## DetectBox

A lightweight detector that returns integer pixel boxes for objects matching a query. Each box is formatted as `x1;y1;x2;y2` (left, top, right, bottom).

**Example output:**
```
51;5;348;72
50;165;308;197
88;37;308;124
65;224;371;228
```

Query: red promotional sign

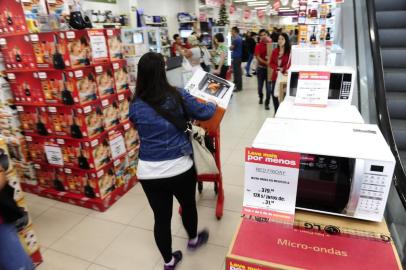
230;4;235;14
199;12;207;22
205;0;223;7
257;9;266;20
273;0;281;11
230;219;399;270
243;8;251;20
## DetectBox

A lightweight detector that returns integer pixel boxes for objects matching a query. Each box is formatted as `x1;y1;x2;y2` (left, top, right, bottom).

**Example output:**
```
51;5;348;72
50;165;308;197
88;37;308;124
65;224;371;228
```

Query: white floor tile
87;264;114;270
89;192;148;225
153;237;228;270
50;217;125;261
53;201;93;216
33;207;86;247
95;226;161;270
222;164;245;187
174;206;241;247
36;249;90;270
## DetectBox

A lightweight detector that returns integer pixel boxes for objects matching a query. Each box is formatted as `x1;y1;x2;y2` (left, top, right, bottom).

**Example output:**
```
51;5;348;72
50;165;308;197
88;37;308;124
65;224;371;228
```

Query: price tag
294;71;330;107
114;159;121;166
30;34;39;42
242;148;300;224
38;72;47;79
97;169;104;178
95;66;103;73
89;35;108;59
113;63;119;69
109;135;127;159
44;145;64;166
91;139;99;147
66;31;75;39
7;73;15;80
107;30;113;36
118;94;124;101
17;106;24;112
84;106;92;114
75;70;83;78
48;107;57;113
56;139;65;144
64;168;72;174
102;99;109;107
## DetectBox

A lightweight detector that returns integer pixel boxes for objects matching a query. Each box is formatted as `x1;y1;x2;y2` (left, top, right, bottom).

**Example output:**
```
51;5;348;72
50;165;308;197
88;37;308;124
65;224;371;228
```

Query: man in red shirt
255;29;271;110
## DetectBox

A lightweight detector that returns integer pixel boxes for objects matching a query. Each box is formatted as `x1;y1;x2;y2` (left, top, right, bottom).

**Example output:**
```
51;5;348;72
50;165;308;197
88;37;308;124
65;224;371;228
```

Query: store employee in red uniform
269;32;291;112
254;29;272;110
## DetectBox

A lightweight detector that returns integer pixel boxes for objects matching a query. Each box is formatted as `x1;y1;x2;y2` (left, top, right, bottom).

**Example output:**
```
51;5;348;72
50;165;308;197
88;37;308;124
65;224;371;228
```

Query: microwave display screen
370;165;384;172
296;154;354;213
289;72;353;100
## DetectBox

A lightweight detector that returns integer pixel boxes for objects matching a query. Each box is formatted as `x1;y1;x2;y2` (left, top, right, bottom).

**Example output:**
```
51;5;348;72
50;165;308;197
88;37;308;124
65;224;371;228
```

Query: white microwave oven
286;65;356;105
252;118;396;222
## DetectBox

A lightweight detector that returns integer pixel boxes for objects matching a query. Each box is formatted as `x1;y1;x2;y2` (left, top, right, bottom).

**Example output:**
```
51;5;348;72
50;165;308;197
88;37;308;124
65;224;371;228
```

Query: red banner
230;4;235;14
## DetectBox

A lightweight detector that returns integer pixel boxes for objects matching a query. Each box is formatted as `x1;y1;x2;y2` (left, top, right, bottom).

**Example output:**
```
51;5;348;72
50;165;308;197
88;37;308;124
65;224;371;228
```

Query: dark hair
191;31;196;35
232;26;239;34
134;52;180;106
294;29;298;35
279;33;291;55
214;33;224;43
259;29;267;35
173;34;180;40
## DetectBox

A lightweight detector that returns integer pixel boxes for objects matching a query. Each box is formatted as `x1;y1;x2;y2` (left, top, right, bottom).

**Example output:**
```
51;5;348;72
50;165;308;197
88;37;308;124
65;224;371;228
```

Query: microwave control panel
354;160;395;221
339;74;352;100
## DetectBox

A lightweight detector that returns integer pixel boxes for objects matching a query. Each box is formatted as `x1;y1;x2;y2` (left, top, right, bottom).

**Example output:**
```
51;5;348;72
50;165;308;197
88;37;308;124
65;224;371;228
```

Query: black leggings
140;167;198;263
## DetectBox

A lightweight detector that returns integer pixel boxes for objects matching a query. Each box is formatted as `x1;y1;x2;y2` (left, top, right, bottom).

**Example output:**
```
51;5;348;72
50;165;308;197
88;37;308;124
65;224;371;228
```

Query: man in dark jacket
244;32;257;77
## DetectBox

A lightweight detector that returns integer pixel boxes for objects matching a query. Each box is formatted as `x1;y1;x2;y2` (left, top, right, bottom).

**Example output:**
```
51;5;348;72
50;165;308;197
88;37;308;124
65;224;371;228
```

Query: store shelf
21;176;138;212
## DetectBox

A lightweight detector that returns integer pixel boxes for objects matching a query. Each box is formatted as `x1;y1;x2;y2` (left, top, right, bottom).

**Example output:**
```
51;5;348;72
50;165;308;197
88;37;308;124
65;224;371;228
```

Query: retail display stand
0;26;140;212
226;211;402;270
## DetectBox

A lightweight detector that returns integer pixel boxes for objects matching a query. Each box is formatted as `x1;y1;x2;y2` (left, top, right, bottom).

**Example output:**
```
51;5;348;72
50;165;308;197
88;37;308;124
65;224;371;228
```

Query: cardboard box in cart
226;211;402;270
184;69;235;132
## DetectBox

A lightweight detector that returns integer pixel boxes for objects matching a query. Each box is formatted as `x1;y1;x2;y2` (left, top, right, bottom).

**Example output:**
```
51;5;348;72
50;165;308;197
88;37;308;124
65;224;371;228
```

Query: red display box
101;95;120;131
94;63;116;99
24;135;52;163
117;90;131;121
31;32;68;69
17;105;52;136
38;70;68;105
65;67;98;105
105;29;124;62
61;29;109;68
226;213;402;270
0;34;36;70
6;71;44;103
122;121;140;152
112;60;130;94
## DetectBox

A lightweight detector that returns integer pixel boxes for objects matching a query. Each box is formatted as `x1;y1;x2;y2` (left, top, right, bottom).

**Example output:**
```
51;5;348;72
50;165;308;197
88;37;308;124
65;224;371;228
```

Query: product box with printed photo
94;63;116;99
106;28;124;62
0;34;36;70
30;32;68;69
17;105;52;136
112;60;130;94
184;69;235;132
6;71;44;104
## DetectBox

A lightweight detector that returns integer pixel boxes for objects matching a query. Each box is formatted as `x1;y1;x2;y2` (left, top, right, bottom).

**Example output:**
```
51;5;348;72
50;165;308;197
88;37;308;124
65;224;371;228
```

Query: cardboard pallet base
21;177;138;212
226;211;402;270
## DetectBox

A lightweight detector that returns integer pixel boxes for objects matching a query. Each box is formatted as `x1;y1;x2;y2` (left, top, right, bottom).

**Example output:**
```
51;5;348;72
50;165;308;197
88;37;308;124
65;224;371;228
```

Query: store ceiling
232;0;297;11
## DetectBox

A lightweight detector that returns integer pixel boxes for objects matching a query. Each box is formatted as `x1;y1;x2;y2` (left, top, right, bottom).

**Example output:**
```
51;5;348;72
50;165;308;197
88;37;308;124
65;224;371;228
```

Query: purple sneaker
164;250;182;270
187;230;209;251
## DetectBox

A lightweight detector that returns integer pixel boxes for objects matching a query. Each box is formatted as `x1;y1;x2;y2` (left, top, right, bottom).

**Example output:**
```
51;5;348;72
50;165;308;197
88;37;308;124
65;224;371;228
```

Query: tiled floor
26;75;276;270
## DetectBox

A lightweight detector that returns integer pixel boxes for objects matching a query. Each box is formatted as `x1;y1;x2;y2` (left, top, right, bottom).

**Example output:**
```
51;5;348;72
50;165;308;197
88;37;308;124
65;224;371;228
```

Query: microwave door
296;156;352;214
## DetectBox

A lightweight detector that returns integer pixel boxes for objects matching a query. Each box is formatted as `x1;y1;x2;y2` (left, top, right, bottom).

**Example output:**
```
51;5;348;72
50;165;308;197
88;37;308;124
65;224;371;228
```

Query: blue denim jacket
129;88;216;161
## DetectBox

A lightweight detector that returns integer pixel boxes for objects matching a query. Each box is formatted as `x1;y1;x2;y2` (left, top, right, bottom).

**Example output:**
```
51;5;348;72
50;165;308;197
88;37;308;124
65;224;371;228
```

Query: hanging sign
257;9;266;20
273;0;281;11
243;148;300;224
294;71;330;107
230;4;235;14
206;0;222;7
243;8;251;20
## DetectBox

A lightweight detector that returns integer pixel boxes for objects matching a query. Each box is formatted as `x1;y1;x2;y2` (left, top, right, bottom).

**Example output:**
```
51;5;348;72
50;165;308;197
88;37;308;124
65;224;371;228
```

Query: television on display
180;29;193;38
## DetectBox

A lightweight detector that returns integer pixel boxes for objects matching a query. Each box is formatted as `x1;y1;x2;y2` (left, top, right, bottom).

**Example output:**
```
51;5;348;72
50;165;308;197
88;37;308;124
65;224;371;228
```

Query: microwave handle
345;159;364;215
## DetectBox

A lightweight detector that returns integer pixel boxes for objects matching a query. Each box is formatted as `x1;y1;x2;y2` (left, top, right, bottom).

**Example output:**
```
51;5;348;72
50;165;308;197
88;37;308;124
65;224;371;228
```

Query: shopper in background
290;29;298;45
244;31;257;77
269;32;291;112
183;35;205;73
129;52;216;270
255;29;271;110
270;27;280;43
0;150;34;270
230;27;243;92
171;34;186;57
212;33;229;79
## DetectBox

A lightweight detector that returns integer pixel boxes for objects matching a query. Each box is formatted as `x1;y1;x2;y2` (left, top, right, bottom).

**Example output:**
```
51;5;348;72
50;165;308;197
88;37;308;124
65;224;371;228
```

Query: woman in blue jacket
129;52;217;270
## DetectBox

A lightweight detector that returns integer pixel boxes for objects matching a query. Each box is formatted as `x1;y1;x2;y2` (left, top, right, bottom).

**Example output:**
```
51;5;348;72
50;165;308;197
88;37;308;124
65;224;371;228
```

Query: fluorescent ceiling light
247;1;269;6
254;6;267;9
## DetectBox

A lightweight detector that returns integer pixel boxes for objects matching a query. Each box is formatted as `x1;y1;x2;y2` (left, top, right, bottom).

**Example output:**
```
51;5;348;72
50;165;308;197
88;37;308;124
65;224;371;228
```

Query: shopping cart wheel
214;182;218;194
198;182;203;193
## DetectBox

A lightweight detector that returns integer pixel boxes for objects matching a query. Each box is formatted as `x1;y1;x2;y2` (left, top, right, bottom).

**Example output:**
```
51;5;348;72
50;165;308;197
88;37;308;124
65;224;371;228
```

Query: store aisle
25;75;276;270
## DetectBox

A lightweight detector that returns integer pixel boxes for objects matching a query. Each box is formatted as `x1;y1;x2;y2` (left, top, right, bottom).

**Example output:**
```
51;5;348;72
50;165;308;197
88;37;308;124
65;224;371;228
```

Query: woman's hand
213;69;220;75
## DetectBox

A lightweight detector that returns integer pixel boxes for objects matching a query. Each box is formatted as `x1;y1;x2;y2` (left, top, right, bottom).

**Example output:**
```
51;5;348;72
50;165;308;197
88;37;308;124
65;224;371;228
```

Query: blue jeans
0;223;34;270
245;53;254;75
257;67;271;104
